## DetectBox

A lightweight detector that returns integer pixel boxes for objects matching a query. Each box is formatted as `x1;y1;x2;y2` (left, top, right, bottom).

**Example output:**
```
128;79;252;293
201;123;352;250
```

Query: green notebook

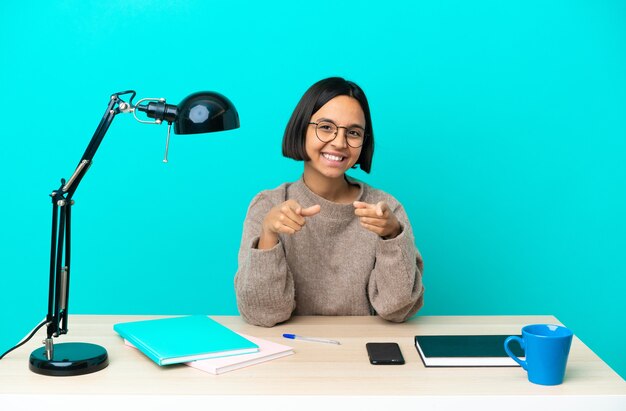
415;335;524;367
114;315;258;366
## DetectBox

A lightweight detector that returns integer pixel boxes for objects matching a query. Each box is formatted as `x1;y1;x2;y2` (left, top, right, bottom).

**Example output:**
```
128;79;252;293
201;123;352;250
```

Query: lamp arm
63;91;135;198
45;91;134;344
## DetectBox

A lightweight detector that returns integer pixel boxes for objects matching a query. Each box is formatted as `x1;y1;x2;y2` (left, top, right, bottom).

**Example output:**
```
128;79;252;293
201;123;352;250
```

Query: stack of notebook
114;315;293;374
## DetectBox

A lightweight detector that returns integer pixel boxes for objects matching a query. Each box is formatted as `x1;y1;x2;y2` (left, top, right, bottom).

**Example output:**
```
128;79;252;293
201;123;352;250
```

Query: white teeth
323;153;344;161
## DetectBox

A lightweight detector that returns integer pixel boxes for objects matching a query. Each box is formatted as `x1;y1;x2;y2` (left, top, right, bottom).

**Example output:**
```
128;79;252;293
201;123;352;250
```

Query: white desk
1;315;624;410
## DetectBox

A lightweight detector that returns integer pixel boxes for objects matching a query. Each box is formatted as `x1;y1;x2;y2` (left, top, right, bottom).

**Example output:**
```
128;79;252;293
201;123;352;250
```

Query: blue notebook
113;315;259;366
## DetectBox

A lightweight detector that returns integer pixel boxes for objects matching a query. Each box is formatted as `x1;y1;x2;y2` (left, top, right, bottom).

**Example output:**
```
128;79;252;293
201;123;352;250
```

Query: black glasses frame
308;121;366;148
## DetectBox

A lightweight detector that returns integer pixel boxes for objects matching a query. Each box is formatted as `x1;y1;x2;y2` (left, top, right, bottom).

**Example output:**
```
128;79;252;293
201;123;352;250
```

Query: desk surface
1;315;624;399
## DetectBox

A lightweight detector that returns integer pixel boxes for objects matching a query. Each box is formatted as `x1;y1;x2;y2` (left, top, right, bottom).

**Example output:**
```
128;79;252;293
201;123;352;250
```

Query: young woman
235;77;424;327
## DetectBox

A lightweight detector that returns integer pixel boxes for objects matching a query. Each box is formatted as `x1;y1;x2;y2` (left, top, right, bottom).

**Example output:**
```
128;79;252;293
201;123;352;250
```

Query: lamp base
29;342;109;376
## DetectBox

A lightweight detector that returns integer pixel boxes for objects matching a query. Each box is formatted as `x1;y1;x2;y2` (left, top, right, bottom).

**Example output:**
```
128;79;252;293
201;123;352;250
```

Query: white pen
282;333;341;345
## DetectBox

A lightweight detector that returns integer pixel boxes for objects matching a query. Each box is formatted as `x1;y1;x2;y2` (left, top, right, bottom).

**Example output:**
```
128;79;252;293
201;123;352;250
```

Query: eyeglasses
309;120;366;148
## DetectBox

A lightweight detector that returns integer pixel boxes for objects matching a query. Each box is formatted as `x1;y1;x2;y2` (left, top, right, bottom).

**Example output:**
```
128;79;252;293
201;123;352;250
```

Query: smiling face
304;95;366;181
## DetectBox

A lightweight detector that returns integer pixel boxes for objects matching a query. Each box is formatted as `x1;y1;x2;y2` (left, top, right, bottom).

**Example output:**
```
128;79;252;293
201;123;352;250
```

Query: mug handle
504;336;527;370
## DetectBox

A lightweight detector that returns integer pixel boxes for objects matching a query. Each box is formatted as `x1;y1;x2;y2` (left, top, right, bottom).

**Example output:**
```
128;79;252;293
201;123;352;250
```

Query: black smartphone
366;342;405;365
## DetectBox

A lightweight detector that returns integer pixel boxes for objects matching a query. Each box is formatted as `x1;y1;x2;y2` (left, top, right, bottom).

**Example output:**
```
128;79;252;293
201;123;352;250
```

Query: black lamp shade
174;91;240;135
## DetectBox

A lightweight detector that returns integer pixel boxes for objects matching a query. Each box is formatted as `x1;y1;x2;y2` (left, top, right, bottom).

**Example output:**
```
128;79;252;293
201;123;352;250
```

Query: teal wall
2;1;624;379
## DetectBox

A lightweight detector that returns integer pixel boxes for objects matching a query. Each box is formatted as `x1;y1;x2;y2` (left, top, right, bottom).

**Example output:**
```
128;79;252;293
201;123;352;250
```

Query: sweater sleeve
367;202;424;322
234;193;296;327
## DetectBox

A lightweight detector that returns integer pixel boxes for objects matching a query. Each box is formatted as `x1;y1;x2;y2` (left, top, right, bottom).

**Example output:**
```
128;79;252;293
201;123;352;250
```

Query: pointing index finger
353;201;378;217
376;201;389;217
300;204;321;217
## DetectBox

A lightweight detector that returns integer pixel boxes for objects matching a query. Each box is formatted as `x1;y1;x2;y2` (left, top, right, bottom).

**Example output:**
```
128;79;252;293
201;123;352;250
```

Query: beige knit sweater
234;176;424;327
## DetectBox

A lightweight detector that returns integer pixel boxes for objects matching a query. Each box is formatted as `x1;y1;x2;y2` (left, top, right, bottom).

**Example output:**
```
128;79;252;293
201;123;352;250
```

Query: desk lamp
27;90;239;376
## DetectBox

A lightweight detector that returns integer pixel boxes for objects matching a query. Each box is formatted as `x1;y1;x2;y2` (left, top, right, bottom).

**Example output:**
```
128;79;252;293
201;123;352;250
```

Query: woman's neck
302;166;357;204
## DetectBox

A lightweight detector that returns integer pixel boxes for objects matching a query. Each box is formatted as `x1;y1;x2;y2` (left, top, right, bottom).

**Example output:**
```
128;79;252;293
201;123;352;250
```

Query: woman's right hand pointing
258;200;321;249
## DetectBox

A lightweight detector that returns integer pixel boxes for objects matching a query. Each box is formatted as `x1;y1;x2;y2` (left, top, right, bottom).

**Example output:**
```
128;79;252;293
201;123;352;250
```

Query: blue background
1;1;624;379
